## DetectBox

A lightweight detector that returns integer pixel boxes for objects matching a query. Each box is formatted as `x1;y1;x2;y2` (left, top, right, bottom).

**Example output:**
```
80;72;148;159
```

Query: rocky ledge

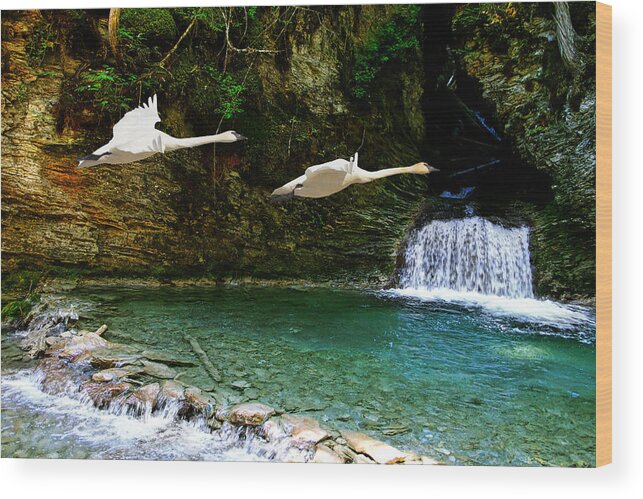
12;301;440;465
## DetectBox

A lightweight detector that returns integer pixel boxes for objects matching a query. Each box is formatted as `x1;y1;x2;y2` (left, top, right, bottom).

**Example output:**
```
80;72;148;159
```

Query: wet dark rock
125;383;160;415
20;328;48;359
80;381;132;408
183;386;216;418
37;357;75;394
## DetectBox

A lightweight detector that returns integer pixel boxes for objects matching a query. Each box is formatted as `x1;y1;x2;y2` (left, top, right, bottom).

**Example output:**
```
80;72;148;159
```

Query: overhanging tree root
108;8;122;67
184;334;222;383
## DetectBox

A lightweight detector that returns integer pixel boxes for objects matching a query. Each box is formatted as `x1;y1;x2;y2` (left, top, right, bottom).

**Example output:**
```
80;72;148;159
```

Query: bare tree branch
221;9;281;54
159;12;200;68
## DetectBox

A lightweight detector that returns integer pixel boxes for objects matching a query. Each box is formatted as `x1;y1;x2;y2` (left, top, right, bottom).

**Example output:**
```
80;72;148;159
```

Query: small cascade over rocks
399;216;533;298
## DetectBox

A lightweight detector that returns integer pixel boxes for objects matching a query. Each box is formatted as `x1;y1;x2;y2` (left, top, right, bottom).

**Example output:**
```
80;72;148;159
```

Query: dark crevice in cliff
419;3;552;215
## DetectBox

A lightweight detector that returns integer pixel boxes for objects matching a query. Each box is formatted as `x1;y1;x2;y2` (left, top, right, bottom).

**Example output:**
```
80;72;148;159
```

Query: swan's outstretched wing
111;95;161;145
304;158;349;177
294;167;350;198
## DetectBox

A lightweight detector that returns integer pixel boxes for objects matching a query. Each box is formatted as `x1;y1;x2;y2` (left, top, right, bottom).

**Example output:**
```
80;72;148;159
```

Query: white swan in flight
270;152;439;201
77;94;247;168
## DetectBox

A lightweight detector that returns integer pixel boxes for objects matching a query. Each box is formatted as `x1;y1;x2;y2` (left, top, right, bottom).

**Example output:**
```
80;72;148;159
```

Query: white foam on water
1;371;281;461
383;287;593;329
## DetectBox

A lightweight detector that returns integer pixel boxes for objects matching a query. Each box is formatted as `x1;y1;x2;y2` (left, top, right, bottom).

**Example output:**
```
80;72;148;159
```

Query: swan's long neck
362;166;417;181
165;133;231;151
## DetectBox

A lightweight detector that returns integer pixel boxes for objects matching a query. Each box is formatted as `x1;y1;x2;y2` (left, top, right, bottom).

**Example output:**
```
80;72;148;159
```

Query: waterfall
399;217;534;298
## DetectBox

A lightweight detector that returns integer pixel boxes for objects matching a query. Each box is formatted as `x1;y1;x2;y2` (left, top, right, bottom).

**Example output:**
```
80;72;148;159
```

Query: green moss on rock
121;8;177;48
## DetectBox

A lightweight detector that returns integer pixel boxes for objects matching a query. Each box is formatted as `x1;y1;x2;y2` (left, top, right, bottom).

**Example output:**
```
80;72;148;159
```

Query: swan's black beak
233;132;247;141
428;165;440;173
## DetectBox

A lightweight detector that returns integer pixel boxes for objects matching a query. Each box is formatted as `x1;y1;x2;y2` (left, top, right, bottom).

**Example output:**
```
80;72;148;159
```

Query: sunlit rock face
1;7;428;285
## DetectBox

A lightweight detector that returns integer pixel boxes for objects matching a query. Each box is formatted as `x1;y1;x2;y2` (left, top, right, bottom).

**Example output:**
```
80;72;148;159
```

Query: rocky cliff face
2;7;427;284
2;5;597;300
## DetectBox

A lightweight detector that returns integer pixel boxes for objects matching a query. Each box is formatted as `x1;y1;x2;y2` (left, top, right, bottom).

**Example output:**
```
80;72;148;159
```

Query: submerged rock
141;359;177;379
230;379;251;390
340;430;407;464
228;402;276;426
141;349;197;367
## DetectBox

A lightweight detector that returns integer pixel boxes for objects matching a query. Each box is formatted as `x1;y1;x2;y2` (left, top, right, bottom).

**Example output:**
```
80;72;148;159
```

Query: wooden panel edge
595;1;612;468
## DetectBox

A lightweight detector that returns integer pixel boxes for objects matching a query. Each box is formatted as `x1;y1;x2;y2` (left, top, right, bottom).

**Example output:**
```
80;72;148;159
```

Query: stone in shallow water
280;414;330;448
326;441;374;464
141;349;197;367
340;430;407;464
141;359;177;379
91;366;143;382
89;346;141;368
313;443;346;464
228;402;276;426
52;332;110;360
158;380;185;402
126;383;160;415
37;357;74;394
184;386;215;416
402;452;440;465
20;328;48;359
230;379;251;390
81;381;132;408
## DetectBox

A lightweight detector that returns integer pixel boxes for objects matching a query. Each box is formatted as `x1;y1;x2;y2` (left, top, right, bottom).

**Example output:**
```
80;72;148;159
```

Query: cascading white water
399;216;534;298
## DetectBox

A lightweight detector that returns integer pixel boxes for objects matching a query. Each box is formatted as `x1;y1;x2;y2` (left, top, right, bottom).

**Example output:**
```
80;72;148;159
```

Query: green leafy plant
202;63;247;120
75;65;135;117
1;294;39;322
353;5;421;99
26;21;54;66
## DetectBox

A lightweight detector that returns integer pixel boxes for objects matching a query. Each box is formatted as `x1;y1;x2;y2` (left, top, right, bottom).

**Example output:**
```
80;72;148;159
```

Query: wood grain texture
596;1;612;467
